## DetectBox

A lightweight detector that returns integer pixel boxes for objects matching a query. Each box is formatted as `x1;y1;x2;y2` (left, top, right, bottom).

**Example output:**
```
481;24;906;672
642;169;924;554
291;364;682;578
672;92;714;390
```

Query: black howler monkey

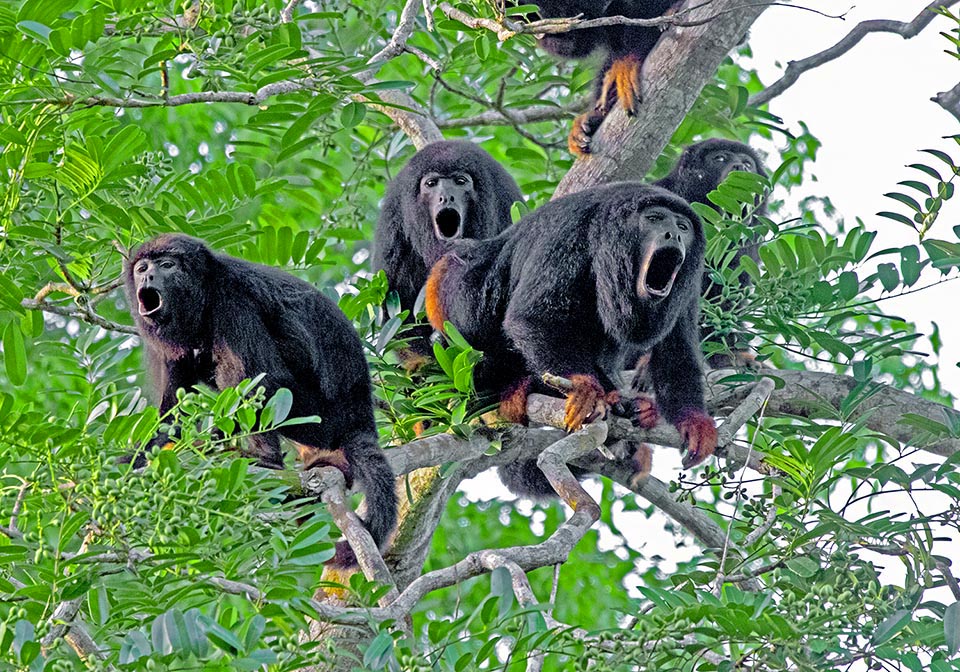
125;234;397;566
532;0;677;155
655;138;768;366
425;183;717;497
373;141;523;370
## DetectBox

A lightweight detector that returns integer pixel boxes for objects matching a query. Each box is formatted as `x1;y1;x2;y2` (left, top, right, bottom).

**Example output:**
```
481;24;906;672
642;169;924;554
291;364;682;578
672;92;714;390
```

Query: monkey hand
631;393;660;429
675;409;718;469
563;374;618;431
498;377;532;425
568;110;607;156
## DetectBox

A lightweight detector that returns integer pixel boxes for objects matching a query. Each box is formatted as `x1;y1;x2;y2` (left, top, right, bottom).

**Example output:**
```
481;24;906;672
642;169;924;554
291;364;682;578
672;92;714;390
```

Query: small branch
436;101;583;128
742;483;781;547
367;0;424;64
933;81;960;123
281;0;302;23
751;1;958;107
21;297;138;335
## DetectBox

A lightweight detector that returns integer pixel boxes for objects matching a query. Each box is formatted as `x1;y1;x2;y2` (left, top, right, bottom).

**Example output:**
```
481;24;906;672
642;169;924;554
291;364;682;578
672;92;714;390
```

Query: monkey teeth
137;287;163;316
434;208;463;240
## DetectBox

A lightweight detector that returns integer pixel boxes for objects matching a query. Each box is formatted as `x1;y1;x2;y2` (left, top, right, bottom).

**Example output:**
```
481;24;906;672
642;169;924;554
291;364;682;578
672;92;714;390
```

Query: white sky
748;1;960;391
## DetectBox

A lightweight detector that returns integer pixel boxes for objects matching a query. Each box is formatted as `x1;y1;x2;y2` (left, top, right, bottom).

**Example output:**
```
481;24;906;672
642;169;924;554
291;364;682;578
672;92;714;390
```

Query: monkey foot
675;409;718;469
294;443;355;488
563;374;617;431
607;54;643;116
412;420;427;437
398;347;431;373
499;377;532;425
567;110;607;156
628;442;653;489
632;393;660;429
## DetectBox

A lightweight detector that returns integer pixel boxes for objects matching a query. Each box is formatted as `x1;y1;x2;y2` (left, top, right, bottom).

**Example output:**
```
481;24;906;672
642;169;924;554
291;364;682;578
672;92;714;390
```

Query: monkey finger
628;442;653;489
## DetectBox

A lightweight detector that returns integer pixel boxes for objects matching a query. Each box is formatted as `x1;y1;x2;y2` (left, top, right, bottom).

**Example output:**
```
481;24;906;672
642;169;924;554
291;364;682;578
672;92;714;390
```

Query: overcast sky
748;1;960;390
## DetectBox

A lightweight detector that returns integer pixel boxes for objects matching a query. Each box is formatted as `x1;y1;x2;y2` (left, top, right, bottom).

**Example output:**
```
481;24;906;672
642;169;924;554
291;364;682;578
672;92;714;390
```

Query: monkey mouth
137;287;163;317
639;247;684;298
434;208;463;240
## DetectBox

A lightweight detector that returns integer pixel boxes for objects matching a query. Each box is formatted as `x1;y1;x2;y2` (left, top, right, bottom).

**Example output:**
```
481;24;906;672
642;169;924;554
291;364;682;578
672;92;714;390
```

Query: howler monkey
125;234;397;566
373;140;523;369
426;183;718;497
655;138;768;366
532;0;677;155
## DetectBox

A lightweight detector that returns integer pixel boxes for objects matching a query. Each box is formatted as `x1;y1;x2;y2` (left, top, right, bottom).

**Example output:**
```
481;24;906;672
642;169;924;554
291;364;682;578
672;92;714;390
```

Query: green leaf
339;102;366;129
877;263;899;292
837;270;859;301
945;600;960;655
362;631;394;668
16;20;50;43
3;322;26;386
871;609;911;645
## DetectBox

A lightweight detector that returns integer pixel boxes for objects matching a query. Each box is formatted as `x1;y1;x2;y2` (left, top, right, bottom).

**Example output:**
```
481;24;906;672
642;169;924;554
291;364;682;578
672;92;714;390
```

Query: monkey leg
397;346;431;373
567;110;607;156
563;374;620;432
498;377;532;425
628;441;654;490
675;409;718;469
608;54;643;116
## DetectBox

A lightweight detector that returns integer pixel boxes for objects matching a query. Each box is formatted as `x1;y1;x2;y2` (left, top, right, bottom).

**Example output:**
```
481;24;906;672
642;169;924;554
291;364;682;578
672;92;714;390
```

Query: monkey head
125;234;212;346
666;139;766;207
418;170;475;242
633;205;694;301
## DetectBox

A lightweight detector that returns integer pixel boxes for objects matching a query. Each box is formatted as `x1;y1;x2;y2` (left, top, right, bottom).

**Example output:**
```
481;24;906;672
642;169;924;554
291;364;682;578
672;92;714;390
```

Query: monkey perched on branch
124;234;397;566
373;141;522;370
425;183;717;497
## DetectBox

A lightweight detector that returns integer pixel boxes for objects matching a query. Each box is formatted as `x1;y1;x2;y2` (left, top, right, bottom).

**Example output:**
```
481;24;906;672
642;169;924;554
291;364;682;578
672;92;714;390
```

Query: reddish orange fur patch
629;443;653;489
564;374;609;432
676;410;718;469
633;394;660;429
425;256;450;334
397;347;431;373
609;54;643;115
291;442;350;473
498;377;531;425
412;420;426;437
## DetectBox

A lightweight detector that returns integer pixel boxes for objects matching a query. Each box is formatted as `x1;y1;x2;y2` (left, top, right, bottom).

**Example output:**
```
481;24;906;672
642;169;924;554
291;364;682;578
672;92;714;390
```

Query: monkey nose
664;231;672;240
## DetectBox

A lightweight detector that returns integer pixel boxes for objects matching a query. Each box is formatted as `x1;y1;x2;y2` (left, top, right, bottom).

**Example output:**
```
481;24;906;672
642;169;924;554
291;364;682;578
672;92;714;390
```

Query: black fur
373;141;522;359
124;234;397;566
428;183;714;497
655;138;768;365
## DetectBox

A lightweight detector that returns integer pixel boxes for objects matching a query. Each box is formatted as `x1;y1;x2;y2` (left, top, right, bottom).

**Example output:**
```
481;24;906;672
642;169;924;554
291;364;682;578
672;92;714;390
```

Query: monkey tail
331;433;398;568
497;461;590;500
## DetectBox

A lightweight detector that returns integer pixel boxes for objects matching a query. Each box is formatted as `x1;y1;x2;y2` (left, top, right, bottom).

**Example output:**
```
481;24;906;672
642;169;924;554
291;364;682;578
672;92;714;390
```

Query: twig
21;297;138;335
933;81;960;123
281;0;302;23
751;1;958;107
367;0;424;64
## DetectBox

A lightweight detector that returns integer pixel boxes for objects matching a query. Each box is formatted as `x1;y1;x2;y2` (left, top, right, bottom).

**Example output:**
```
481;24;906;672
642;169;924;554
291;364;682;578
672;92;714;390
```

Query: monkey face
702;148;758;185
132;254;192;324
419;172;475;241
634;205;694;300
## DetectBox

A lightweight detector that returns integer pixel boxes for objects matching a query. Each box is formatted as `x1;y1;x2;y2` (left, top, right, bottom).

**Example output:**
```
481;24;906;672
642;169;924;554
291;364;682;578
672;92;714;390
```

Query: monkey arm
647;298;718;467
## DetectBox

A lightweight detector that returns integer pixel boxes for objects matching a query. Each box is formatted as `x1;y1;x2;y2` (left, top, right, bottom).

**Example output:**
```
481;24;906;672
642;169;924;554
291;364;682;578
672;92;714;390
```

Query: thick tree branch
933;81;960;123
555;0;768;196
751;1;959;107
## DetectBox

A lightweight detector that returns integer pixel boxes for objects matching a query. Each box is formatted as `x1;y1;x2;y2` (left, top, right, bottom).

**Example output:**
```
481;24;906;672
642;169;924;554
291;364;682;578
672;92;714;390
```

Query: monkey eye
454;175;468;186
424;177;438;188
135;261;148;274
159;259;176;270
713;153;729;163
644;211;664;223
677;218;690;231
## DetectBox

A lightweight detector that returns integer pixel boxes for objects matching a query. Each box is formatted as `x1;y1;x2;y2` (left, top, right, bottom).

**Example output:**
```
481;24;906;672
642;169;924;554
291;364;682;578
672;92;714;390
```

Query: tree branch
750;1;959;107
933;80;960;123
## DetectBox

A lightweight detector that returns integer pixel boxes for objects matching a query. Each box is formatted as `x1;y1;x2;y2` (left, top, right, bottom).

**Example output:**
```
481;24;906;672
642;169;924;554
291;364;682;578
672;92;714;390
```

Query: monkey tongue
640;246;684;298
434;208;463;240
137;287;163;317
